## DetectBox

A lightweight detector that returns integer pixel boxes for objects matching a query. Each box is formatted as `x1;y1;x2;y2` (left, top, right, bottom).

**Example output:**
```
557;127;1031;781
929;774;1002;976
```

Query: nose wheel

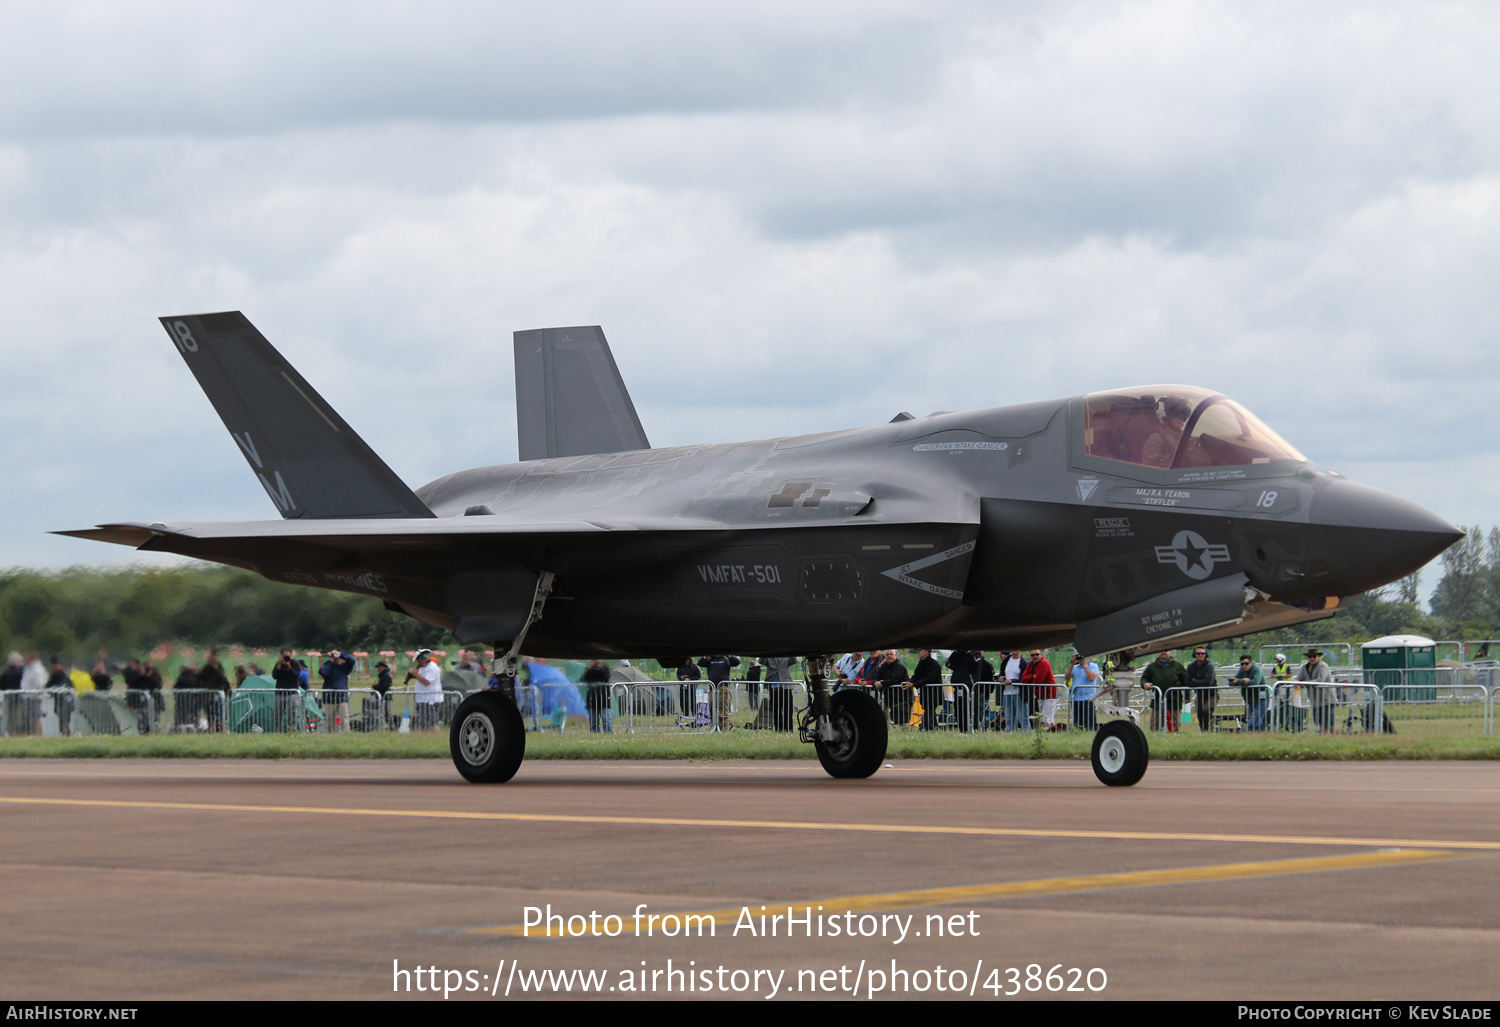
1091;719;1149;786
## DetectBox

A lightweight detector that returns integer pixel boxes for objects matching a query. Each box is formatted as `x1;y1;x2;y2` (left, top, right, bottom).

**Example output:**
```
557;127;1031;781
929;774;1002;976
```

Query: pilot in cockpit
1142;396;1191;468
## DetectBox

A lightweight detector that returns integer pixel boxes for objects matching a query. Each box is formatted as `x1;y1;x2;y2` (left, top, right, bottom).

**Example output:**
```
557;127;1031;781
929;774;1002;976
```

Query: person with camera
1069;650;1100;731
270;649;303;732
406;649;444;731
319;649;356;732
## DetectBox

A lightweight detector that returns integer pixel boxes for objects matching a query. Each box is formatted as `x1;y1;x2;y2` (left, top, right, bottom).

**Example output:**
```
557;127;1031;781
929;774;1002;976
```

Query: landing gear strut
799;655;888;779
450;572;553;784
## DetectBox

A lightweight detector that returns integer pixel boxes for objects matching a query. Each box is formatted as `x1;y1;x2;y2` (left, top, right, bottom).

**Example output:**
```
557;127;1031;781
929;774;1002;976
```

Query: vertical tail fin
161;312;433;519
513;326;650;461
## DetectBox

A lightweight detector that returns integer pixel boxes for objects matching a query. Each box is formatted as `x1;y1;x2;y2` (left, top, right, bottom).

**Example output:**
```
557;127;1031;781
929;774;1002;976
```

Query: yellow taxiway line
468;848;1466;937
5;794;1500;853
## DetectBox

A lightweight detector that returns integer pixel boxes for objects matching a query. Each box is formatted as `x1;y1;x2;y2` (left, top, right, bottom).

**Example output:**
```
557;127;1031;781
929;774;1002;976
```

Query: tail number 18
172;321;199;354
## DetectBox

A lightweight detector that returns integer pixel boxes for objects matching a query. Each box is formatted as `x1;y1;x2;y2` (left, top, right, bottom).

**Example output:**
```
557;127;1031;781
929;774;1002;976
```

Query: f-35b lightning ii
61;312;1461;786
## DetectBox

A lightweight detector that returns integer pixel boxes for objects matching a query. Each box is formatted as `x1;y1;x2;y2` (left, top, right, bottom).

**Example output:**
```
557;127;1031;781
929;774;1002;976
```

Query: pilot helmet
1161;397;1191;422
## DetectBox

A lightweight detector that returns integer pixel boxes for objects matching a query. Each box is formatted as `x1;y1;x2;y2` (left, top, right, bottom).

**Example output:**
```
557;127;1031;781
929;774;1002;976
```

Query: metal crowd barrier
1378;683;1487;737
1152;684;1273;732
851;680;1137;733
579;682;628;733
1271;682;1383;734
845;682;979;732
6;676;1497;739
1152;681;1390;734
602;679;807;733
226;687;467;734
0;688;231;737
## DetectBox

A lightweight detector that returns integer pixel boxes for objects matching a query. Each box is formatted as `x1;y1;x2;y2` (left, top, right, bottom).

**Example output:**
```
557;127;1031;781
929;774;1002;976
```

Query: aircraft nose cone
1304;478;1463;595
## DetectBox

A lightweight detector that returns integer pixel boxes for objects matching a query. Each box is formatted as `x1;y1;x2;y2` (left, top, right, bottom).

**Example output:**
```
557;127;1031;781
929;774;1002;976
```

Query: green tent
229;675;324;733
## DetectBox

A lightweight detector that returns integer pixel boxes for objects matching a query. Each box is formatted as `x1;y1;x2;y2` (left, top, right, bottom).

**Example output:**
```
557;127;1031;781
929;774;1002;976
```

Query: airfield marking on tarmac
5;793;1500;852
464;848;1467;937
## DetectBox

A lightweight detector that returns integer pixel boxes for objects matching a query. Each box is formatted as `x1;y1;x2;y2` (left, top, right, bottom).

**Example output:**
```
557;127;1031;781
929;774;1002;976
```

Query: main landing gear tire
1091;719;1149;787
451;691;526;783
815;689;888;780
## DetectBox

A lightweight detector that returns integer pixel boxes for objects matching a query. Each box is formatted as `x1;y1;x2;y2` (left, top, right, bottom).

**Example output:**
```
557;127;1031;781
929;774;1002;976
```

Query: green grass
2;726;1498;760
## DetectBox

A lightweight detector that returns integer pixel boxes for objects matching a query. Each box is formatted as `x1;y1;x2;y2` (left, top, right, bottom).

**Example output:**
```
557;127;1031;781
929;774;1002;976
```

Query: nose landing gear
1091;718;1149;786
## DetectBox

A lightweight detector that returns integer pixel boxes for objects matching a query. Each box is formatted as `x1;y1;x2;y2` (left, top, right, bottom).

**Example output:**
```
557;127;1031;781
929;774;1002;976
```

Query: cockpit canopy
1082;386;1305;471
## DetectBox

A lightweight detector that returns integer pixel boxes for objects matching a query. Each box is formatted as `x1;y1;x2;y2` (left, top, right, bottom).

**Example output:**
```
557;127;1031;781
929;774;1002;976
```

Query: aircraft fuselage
285;393;1454;658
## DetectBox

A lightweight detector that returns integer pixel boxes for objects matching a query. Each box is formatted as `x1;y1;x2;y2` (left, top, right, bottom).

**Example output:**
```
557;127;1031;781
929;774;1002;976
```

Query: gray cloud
0;1;950;137
2;1;1498;577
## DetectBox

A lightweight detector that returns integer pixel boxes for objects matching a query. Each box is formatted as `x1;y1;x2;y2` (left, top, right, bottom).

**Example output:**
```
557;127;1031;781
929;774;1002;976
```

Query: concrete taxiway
1;757;1498;1000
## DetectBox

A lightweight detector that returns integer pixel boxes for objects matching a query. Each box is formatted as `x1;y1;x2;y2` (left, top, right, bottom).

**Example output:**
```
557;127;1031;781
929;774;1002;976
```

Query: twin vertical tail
513;326;650;461
160;312;433;519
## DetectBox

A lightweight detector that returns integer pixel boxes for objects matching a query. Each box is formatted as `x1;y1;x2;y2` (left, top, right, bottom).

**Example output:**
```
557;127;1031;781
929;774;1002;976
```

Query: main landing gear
451;572;553;784
800;656;889;779
452;691;527;783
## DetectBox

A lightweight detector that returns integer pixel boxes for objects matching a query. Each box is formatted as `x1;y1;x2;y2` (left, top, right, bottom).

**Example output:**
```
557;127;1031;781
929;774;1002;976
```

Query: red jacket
1020;658;1056;699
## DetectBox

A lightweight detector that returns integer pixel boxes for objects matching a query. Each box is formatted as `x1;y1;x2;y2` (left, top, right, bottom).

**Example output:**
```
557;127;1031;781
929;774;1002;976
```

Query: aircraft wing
58;504;980;647
57;517;611;549
54;508;845;551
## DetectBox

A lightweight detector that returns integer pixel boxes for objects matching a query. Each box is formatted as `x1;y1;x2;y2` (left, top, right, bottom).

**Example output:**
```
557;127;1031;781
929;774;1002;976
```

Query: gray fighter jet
62;313;1461;786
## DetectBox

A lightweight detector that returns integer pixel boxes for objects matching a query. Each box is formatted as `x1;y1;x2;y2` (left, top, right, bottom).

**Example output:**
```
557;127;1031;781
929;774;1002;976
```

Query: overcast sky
2;1;1496;597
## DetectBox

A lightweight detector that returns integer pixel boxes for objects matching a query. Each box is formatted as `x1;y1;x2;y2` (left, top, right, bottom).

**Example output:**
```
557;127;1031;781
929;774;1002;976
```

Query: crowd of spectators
0;642;1357;737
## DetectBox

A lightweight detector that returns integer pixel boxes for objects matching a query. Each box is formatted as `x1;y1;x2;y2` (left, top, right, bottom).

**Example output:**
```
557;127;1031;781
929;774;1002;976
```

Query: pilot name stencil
1140;606;1186;636
1129;488;1191;507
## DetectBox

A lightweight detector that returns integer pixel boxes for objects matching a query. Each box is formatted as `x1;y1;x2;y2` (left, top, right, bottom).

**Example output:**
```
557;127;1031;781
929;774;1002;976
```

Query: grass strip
1;729;1498;760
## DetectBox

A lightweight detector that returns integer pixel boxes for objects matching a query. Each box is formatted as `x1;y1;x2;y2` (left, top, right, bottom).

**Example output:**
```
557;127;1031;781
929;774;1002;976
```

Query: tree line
1197;525;1500;651
0;564;453;660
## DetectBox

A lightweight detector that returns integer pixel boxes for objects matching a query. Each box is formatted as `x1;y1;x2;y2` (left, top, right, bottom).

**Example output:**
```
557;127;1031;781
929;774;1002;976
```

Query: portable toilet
1361;635;1437;700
